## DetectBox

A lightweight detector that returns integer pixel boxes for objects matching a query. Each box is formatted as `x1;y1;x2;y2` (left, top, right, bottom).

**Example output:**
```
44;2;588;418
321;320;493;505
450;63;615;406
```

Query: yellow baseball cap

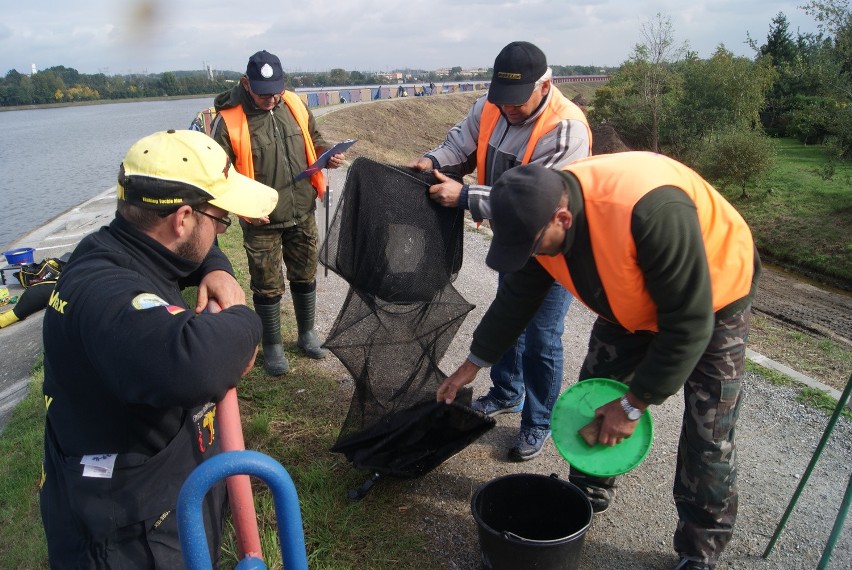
117;129;278;219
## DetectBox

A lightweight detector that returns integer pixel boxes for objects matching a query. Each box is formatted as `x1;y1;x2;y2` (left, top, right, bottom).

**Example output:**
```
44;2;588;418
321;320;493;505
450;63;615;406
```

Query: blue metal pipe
177;450;308;570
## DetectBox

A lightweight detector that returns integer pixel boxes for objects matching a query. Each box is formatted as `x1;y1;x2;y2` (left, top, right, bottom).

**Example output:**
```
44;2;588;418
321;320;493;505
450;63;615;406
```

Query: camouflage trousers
572;308;751;567
240;213;319;299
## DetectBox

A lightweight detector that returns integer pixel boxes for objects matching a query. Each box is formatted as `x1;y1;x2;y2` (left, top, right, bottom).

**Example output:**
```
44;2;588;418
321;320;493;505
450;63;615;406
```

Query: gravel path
312;172;852;569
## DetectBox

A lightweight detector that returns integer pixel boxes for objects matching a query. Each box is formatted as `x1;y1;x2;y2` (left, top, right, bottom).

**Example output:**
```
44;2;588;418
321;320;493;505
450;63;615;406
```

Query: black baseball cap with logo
245;50;286;95
487;41;548;106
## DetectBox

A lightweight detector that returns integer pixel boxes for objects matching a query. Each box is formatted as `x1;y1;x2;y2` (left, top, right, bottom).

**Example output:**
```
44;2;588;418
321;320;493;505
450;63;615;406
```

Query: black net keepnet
323;157;464;303
321;158;495;479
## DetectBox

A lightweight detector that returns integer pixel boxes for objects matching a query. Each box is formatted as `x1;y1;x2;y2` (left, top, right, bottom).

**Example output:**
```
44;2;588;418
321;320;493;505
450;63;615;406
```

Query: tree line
0;67;241;106
590;0;851;194
0;62;614;107
287;64;611;89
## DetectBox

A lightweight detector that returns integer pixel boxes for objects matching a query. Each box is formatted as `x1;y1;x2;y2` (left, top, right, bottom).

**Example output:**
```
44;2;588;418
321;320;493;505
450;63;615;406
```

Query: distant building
377;71;407;83
434;67;488;78
31;64;37;76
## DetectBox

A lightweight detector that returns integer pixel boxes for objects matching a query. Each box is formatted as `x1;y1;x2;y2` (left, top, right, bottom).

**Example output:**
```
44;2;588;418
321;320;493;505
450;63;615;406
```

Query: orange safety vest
475;89;592;184
536;152;755;333
218;91;325;199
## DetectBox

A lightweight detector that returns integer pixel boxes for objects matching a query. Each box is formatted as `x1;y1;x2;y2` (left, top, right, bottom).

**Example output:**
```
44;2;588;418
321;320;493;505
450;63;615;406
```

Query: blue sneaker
470;394;524;417
508;427;551;461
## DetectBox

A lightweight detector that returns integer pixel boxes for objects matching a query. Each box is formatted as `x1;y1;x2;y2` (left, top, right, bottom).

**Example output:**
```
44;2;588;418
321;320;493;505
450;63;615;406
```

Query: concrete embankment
1;189;116;429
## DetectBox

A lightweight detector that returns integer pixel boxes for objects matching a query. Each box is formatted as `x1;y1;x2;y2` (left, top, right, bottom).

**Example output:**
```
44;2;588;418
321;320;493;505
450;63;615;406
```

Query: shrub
697;129;776;198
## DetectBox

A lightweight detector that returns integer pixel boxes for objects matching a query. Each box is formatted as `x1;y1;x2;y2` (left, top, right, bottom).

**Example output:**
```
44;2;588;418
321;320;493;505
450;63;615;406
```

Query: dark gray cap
486;165;567;273
246;50;285;94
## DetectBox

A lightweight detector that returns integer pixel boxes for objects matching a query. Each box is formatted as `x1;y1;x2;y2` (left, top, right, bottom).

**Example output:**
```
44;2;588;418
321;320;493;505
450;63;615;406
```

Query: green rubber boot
255;302;290;375
291;289;328;359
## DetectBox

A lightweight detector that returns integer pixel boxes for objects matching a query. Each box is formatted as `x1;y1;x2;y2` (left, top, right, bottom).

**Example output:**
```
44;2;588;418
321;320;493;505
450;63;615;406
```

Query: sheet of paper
81;453;117;478
295;139;357;181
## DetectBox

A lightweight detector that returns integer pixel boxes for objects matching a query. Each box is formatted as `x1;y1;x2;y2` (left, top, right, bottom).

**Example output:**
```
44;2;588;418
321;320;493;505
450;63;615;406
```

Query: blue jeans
487;278;572;430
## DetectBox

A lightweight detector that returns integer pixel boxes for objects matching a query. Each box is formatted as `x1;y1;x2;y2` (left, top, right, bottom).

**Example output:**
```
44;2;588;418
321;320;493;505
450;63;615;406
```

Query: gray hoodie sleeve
424;95;487;175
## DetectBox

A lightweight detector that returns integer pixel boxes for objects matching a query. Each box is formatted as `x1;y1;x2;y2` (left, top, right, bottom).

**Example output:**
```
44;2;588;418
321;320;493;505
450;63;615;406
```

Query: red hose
218;388;263;560
208;300;263;560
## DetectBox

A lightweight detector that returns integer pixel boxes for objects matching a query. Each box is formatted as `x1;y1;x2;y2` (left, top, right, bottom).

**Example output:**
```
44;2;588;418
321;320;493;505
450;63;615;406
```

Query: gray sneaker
470;394;524;417
508;427;552;461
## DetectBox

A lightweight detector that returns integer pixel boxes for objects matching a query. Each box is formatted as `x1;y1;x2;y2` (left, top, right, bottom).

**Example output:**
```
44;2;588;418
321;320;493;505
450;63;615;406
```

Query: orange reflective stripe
218;105;254;179
536;254;584;307
219;92;325;200
280;91;325;200
476;103;502;184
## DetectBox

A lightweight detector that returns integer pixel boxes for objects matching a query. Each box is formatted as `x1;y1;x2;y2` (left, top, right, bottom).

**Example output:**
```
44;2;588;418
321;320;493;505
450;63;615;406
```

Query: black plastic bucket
471;473;593;570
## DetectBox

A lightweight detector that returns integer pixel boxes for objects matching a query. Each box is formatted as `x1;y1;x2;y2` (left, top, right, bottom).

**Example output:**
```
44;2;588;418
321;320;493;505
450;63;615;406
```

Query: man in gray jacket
409;41;591;461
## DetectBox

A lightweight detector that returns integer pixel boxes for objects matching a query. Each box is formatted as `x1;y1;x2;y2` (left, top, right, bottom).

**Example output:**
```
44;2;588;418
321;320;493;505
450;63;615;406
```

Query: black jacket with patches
43;214;260;455
40;214;261;552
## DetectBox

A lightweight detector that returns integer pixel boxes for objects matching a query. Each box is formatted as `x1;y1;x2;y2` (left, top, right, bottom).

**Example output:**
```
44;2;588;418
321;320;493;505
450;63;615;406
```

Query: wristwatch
620;395;642;421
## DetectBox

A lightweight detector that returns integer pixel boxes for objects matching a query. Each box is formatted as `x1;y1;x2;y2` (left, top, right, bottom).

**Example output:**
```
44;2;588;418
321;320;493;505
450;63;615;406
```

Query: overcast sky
0;0;822;77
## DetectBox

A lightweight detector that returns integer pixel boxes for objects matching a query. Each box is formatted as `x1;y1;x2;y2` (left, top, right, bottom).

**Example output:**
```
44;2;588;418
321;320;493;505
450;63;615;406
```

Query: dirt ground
747;264;852;393
752;265;852;346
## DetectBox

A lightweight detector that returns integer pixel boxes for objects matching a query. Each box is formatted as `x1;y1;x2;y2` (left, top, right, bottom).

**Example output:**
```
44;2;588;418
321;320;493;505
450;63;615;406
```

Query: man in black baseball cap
211;50;346;376
407;41;592;463
485;165;566;273
487;41;548;106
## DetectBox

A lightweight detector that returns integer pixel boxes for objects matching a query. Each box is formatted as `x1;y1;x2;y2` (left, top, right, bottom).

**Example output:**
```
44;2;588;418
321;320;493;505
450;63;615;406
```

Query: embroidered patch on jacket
193;402;217;453
131;293;186;315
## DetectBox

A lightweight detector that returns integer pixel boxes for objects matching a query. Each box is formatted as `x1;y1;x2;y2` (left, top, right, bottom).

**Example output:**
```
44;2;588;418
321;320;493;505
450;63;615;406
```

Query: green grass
746;360;795;387
0;361;48;568
796;387;852;420
746;361;852;420
725;138;852;288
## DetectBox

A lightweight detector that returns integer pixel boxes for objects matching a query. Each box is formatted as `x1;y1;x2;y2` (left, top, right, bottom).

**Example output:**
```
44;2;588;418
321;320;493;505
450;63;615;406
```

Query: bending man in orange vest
437;157;761;570
211;50;345;375
409;41;592;462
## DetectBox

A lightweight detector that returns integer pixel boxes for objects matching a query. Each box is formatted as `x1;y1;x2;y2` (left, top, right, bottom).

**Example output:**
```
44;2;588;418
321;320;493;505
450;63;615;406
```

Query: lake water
0;97;214;250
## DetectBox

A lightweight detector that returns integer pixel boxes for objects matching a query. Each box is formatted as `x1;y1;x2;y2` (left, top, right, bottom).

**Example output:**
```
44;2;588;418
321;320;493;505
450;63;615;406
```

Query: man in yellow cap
39;129;277;567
